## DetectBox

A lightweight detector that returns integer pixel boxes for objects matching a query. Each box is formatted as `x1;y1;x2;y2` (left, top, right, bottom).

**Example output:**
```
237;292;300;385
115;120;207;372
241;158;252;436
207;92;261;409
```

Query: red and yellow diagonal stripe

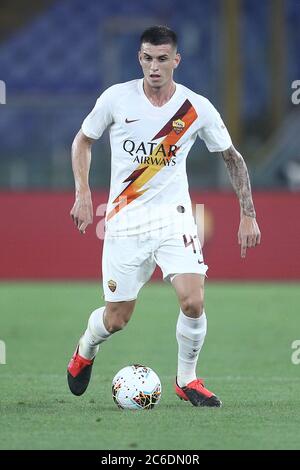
106;99;197;221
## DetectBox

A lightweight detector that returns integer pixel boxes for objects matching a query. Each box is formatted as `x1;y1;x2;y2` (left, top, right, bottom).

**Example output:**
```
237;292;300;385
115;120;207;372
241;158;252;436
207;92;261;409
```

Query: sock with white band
176;309;207;388
79;307;111;360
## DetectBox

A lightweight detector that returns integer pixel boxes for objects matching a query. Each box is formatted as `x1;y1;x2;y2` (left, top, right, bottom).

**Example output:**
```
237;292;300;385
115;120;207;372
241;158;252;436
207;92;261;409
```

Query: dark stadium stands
0;0;299;189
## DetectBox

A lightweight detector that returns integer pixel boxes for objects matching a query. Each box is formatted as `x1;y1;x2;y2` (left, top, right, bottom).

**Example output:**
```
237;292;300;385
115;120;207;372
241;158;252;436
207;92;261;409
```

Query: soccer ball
112;364;161;410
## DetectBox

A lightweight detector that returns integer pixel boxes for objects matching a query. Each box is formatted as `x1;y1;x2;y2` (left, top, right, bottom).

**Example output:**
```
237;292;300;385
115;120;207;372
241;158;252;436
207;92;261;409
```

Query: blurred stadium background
1;0;300;451
0;0;299;280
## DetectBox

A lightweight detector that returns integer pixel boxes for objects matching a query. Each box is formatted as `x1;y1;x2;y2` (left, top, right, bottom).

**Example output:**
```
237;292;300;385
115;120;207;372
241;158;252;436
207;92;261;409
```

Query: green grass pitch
0;282;300;450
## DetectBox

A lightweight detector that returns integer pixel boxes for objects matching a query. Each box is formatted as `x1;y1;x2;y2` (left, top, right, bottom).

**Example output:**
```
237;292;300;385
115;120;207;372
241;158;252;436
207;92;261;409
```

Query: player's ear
174;53;181;69
138;50;142;65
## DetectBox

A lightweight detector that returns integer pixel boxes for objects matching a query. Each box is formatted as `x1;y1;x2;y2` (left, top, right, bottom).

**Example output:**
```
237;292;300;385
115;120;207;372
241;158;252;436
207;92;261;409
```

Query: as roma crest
108;280;117;292
172;118;185;135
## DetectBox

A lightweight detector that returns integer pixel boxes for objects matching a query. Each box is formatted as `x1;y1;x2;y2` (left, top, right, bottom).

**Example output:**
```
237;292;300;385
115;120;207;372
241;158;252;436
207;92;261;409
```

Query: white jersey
82;79;232;236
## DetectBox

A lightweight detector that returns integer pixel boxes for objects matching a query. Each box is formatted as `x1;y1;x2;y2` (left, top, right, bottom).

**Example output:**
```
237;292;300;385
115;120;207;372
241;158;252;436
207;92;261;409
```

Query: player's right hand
70;190;93;234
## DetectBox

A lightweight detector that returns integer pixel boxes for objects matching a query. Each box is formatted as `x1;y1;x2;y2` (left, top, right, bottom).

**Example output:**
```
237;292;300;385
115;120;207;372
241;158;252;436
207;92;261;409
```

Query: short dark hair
140;25;177;49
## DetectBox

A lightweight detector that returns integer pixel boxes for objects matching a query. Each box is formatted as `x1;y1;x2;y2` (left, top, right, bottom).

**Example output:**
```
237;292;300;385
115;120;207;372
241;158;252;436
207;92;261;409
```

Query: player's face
138;43;181;89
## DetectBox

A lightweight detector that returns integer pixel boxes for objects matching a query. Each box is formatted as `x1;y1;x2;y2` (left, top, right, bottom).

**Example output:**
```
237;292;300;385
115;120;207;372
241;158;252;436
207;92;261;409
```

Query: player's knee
106;316;128;333
180;296;204;318
104;302;134;333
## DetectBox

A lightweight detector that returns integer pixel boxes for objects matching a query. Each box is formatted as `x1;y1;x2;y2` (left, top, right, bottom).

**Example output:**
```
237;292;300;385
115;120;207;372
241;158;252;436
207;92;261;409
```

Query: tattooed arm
221;145;261;258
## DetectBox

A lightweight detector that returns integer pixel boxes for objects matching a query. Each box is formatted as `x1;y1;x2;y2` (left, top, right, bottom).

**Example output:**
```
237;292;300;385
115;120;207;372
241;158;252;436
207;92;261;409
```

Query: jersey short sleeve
198;99;232;152
81;86;114;139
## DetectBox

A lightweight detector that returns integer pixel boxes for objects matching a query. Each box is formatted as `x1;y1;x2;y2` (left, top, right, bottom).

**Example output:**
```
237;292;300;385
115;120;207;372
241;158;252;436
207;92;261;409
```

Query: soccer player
67;25;261;407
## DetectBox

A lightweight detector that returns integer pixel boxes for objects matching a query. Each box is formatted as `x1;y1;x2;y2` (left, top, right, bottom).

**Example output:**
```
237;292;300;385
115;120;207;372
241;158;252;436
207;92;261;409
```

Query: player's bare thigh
104;300;136;333
171;273;205;318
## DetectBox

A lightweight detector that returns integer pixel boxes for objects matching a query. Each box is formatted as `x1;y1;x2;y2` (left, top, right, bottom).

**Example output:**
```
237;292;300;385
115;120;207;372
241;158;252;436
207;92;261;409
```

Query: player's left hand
238;216;261;258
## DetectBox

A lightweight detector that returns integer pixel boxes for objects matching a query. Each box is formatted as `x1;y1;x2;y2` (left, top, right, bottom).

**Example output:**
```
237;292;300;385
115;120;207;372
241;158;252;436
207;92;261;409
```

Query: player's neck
142;80;176;107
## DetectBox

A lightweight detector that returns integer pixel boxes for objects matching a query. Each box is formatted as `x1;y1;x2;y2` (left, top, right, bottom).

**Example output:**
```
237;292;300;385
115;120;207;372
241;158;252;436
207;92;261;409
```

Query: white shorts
102;222;208;302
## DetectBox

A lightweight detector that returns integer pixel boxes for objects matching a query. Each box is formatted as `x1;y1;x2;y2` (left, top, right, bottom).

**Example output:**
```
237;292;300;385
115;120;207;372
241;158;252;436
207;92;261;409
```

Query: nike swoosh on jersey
125;118;140;123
